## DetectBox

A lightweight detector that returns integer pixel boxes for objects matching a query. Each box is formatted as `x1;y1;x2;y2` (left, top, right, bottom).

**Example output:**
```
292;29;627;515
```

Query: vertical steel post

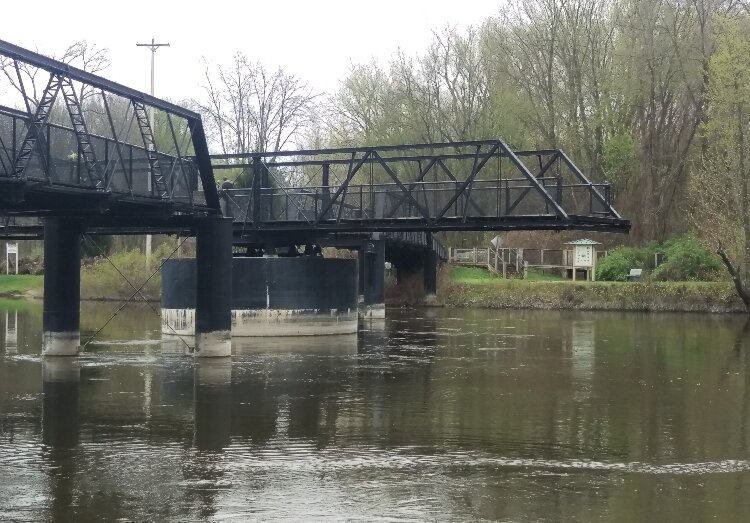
423;234;437;298
43;218;82;356
195;217;233;357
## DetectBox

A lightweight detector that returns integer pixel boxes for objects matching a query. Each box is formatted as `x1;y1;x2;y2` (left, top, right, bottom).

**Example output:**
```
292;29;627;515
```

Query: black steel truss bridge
0;38;629;247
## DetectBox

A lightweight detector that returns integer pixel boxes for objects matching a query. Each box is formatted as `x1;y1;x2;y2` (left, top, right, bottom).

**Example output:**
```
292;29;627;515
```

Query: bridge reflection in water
1;304;750;520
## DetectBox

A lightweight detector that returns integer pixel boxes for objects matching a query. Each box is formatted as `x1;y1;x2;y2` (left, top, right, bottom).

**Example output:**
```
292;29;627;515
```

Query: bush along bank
440;280;747;313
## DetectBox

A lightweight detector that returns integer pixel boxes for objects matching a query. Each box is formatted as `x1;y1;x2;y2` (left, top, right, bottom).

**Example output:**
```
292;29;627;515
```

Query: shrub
596;247;649;281
651;235;722;282
81;242;179;300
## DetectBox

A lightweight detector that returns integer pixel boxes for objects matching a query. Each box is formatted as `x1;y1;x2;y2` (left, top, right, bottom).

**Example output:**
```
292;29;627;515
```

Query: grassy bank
441;267;746;313
0;274;43;297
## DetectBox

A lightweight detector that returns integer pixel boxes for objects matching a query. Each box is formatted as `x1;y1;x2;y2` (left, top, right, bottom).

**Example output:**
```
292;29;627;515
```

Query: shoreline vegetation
436;267;746;314
1;264;746;314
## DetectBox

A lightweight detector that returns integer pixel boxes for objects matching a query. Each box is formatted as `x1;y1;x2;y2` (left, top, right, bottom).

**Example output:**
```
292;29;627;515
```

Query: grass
525;269;566;282
449;266;566;284
442;266;745;313
0;274;43;296
450;266;502;284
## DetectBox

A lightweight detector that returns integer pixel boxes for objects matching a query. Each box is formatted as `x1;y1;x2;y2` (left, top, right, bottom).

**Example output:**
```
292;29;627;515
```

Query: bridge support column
424;248;438;302
361;239;385;319
43;218;82;356
195;217;233;357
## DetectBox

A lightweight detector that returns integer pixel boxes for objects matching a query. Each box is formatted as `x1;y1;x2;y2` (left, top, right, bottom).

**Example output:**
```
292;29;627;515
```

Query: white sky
1;0;504;102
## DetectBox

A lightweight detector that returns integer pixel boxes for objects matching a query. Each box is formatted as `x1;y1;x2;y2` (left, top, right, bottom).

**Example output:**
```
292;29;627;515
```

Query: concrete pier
195;217;233;357
42;218;82;356
163;257;358;337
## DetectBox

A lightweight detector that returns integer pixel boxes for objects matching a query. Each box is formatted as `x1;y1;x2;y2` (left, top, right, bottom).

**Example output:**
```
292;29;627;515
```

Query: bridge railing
223;179;613;224
0;39;219;213
0;108;201;203
213;140;627;233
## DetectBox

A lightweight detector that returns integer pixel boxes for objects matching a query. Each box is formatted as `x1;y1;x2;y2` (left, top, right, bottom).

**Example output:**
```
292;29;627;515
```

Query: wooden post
494;247;499;273
473;247;477;265
523;261;528;279
540;249;545;266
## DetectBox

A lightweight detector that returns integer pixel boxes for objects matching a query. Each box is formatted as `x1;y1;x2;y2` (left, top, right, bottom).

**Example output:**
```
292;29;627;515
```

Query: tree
0;40;109;111
691;14;750;310
195;53;318;158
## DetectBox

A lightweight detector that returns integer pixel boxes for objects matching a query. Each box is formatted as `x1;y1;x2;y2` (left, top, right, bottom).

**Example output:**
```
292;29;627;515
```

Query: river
1;300;750;521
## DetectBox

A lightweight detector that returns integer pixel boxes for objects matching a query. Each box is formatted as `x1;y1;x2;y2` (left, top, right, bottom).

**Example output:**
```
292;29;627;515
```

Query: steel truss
0;39;219;219
213;141;629;235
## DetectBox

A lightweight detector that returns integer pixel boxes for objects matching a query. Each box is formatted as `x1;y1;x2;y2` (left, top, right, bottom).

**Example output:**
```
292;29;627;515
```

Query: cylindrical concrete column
43;218;82;356
195;217;233;357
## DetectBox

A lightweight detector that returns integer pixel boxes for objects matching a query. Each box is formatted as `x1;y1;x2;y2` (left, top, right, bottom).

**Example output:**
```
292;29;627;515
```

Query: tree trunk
718;245;750;312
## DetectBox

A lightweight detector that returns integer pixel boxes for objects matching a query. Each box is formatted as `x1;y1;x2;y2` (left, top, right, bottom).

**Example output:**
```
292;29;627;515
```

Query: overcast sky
1;0;504;103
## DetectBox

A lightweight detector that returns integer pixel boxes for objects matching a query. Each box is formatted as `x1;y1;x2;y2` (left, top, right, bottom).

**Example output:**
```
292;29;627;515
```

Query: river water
1;300;750;521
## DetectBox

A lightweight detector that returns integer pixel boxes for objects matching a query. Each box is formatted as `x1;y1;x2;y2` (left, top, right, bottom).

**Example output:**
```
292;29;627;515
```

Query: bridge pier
43;218;82;356
195;217;233;357
423;247;438;302
360;239;385;319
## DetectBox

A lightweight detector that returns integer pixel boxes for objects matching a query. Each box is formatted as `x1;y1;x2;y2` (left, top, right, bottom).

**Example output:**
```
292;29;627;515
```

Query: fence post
502;249;507;278
540;249;545;266
473;247;477;265
523;261;528;279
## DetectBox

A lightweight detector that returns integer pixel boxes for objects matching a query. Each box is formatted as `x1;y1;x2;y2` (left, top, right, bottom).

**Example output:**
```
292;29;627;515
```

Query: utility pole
136;37;170;260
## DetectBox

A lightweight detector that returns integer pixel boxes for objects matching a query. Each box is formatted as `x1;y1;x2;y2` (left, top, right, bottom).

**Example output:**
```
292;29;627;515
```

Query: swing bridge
0;37;629;243
213;141;628;249
0;37;630;357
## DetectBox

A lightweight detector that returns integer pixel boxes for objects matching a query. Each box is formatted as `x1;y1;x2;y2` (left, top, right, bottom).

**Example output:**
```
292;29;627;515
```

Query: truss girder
213;140;628;234
0;38;219;218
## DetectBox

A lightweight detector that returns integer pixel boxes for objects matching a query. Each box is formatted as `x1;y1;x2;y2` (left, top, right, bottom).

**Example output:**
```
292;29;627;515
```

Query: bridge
0;38;629;357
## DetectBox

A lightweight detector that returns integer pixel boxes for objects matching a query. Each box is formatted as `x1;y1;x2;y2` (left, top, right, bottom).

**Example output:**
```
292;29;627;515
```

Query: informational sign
574;245;593;267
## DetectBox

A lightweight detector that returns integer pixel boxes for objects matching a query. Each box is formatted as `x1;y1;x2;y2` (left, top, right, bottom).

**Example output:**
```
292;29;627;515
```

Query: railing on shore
448;247;612;278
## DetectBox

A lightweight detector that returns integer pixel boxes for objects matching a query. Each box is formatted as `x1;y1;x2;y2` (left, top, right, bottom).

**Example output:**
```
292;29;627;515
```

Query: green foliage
651;235;723;282
596;247;651;282
81;242;178;301
597;235;722;282
450;266;500;283
602;133;636;191
442;279;744;313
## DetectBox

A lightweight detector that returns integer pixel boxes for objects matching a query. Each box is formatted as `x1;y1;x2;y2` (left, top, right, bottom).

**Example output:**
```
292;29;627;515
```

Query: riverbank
0;275;43;298
439;267;746;313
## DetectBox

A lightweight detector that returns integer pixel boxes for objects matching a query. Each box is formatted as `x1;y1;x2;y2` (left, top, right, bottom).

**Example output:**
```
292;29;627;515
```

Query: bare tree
0;40;109;109
195;53;318;157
